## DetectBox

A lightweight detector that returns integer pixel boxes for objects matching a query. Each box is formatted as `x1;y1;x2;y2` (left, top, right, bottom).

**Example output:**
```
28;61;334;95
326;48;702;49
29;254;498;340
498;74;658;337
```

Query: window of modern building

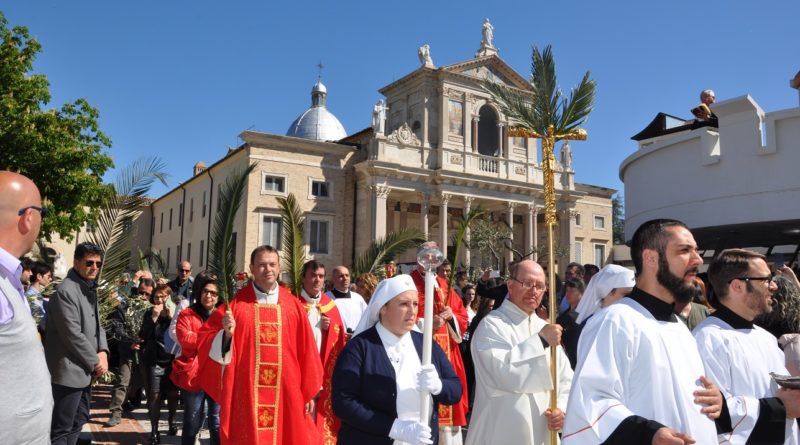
169;208;173;231
160;212;163;233
199;240;204;267
178;203;183;227
176;245;181;266
187;242;192;262
190;198;194;222
202;191;207;218
167;247;171;273
309;219;329;254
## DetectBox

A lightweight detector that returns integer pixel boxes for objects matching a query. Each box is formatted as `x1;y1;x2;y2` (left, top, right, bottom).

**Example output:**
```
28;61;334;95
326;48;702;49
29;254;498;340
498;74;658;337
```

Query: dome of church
286;80;347;141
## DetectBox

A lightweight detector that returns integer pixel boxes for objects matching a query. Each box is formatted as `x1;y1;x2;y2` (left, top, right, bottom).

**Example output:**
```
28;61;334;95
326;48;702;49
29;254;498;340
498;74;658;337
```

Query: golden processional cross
509;123;587;444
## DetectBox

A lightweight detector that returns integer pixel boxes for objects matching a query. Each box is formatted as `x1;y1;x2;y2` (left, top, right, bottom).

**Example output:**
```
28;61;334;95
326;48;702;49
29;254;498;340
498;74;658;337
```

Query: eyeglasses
729;275;775;285
179;269;191;273
511;277;547;293
84;260;103;268
18;206;48;216
201;289;219;297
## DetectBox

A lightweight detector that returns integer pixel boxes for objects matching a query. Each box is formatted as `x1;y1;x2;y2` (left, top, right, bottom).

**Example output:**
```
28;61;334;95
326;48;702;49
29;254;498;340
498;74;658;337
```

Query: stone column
558;208;577;276
497;122;505;158
440;193;450;258
420;193;430;239
399;201;409;230
472;116;480;153
506;202;515;267
502;124;509;158
464;197;474;270
526;204;537;261
371;185;390;241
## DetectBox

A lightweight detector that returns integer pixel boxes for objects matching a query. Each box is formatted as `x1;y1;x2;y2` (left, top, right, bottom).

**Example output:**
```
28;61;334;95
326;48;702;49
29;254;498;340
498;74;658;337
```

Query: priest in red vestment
298;260;346;445
196;246;323;445
409;255;469;444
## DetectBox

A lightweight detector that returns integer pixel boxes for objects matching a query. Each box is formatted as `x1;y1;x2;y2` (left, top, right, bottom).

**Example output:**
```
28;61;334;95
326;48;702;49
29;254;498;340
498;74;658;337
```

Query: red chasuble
196;284;323;445
300;293;346;445
409;269;469;427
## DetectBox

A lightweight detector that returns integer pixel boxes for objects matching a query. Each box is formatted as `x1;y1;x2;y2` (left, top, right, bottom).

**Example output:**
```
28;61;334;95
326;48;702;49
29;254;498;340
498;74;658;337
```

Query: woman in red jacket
174;272;221;445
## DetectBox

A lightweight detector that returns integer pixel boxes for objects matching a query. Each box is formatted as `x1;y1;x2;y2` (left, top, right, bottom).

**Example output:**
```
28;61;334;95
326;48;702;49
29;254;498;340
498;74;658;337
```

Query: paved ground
84;384;211;445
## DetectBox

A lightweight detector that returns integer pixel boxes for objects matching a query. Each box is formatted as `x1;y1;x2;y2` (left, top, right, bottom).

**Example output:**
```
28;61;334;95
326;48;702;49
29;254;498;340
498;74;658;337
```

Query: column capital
506;201;515;212
370;185;391;199
528;203;539;214
440;192;451;206
463;196;475;206
559;208;579;220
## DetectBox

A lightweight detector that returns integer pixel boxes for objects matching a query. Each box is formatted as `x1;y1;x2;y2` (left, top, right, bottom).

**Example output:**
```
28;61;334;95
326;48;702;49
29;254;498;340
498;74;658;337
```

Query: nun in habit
331;275;462;445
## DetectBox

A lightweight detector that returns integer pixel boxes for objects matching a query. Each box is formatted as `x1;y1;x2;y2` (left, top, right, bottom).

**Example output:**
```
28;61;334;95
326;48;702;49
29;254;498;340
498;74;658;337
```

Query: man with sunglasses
0;171;52;445
694;249;800;444
169;260;193;304
45;242;109;445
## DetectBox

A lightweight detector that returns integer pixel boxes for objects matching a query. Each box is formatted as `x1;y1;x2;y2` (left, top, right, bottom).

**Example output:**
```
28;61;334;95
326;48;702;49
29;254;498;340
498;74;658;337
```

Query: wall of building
620;95;800;241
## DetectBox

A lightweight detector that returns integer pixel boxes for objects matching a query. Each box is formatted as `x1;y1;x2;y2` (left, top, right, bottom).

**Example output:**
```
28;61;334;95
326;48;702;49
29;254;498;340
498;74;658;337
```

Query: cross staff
509;123;587;445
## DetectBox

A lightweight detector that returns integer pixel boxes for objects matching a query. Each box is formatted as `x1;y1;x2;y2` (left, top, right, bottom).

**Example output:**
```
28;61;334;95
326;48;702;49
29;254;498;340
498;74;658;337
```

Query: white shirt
467;299;573;445
562;296;718;445
328;290;367;332
376;322;423;445
301;289;323;352
694;310;798;444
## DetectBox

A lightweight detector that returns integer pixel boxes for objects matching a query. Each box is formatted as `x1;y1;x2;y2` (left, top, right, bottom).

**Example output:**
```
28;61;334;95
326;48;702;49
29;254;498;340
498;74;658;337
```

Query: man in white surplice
466;260;572;445
694;248;800;444
562;219;726;445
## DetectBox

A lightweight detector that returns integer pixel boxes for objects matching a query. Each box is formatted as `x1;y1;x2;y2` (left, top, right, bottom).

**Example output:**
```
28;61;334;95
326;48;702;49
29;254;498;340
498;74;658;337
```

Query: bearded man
563;219;729;445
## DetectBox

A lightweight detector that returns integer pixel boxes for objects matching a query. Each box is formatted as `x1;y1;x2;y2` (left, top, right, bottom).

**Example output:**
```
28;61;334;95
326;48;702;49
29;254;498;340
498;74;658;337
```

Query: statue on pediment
418;44;434;67
372;100;388;135
482;19;494;48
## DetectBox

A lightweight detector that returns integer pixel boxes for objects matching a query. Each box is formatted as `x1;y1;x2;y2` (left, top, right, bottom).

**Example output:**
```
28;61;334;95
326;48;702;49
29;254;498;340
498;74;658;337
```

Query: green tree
0;12;113;241
612;193;625;244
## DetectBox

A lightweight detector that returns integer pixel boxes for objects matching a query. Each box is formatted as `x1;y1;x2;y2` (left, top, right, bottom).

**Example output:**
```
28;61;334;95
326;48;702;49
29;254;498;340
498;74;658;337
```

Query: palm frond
558;71;596;133
447;207;485;291
352;228;427;279
87;156;168;308
531;45;560;135
208;163;256;303
276;193;306;296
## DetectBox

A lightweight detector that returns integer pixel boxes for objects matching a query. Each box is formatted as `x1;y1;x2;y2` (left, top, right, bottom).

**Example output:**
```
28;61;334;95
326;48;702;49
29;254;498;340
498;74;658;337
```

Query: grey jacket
44;268;109;388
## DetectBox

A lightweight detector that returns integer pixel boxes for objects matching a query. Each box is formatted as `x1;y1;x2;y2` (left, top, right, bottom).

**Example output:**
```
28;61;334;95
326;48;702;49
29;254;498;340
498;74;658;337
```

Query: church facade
144;23;615;277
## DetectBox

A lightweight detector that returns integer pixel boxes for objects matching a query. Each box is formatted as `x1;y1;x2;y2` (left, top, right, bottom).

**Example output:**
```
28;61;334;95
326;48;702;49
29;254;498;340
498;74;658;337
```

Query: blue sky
3;1;798;199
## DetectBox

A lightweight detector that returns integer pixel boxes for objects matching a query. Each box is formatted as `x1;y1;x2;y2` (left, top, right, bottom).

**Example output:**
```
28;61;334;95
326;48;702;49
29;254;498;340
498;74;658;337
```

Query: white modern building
620;90;800;264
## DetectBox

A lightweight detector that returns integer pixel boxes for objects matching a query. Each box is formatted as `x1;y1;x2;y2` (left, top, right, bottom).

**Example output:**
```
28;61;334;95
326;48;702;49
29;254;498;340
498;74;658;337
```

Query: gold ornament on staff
509;124;587;444
484;42;595;443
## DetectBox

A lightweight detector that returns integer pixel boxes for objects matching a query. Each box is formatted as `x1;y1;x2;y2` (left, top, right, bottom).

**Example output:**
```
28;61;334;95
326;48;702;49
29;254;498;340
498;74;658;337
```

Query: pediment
441;56;532;91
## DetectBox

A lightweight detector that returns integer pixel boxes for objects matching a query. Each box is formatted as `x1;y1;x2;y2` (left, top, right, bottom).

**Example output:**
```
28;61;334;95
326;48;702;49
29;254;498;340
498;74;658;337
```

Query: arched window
478;106;499;157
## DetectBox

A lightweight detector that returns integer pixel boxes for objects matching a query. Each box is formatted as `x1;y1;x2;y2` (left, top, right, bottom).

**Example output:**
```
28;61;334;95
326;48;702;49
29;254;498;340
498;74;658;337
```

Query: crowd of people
3;169;800;445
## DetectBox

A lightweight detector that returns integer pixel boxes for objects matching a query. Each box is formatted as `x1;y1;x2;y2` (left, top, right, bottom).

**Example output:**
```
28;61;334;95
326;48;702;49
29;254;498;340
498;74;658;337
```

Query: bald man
467;260;572;445
0;171;53;444
326;265;368;332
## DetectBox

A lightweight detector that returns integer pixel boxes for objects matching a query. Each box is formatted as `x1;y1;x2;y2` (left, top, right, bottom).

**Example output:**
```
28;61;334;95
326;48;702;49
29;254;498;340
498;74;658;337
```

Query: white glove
389;419;433;445
416;364;443;395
